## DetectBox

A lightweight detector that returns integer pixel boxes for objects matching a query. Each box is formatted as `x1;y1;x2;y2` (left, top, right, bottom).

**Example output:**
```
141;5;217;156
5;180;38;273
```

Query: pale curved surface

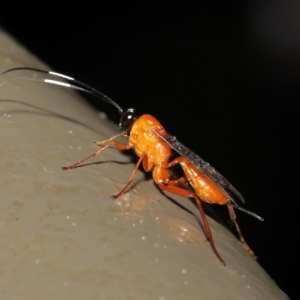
0;29;288;300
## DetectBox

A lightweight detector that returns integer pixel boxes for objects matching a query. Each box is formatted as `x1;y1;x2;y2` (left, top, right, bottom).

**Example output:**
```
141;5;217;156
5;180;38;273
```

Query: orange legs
165;156;255;259
61;142;113;170
61;137;146;199
62;139;226;264
155;181;225;265
111;153;145;199
227;205;256;257
61;135;130;171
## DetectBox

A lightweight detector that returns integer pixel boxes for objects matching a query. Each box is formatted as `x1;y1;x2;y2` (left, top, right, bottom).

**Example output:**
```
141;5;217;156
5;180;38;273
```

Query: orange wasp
0;67;264;265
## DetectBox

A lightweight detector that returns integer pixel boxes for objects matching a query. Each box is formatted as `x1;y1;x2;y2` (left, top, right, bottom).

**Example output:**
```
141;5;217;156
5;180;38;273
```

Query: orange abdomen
179;158;229;204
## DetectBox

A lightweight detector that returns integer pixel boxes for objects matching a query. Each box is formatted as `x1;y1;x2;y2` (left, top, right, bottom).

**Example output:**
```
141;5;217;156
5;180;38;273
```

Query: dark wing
153;129;245;204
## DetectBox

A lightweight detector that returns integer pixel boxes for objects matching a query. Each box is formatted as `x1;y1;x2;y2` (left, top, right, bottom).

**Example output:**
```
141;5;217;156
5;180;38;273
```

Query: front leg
62;135;132;170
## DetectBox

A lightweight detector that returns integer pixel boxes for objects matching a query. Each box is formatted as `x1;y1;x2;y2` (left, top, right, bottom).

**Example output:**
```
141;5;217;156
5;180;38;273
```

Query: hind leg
227;205;256;257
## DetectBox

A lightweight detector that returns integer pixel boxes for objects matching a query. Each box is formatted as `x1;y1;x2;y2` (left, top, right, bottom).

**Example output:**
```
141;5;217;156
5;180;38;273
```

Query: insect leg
153;167;225;264
227;205;256;257
112;153;146;199
62;142;113;170
62;138;131;171
93;132;124;146
167;176;189;185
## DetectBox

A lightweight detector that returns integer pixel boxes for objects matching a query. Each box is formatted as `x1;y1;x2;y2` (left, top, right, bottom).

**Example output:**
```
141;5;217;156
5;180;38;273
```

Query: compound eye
119;108;137;134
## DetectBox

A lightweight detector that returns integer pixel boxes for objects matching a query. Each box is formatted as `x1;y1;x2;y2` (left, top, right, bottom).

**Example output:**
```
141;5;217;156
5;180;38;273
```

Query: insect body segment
0;67;264;265
169;157;229;204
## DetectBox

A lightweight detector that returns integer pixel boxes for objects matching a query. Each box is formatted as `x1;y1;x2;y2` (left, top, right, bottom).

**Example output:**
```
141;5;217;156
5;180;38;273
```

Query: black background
1;2;298;298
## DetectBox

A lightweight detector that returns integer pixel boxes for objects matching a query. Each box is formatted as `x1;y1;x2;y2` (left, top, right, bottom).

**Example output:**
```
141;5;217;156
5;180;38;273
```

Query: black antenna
0;67;124;114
